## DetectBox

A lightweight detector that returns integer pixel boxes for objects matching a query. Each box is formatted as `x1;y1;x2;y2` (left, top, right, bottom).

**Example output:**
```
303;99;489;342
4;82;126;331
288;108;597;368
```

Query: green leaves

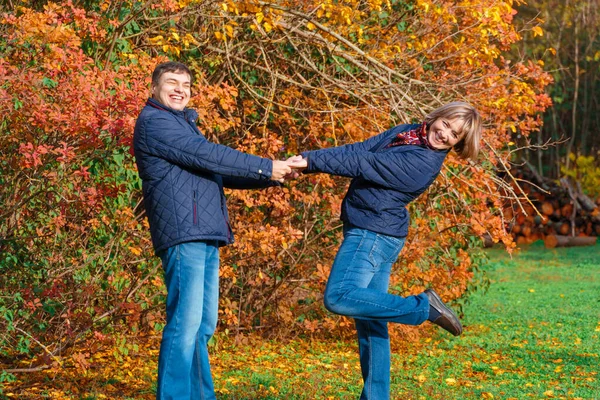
42;77;58;88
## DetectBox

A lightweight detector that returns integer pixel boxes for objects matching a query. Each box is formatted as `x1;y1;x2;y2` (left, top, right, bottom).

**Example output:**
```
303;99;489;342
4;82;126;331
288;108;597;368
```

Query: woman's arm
303;147;442;192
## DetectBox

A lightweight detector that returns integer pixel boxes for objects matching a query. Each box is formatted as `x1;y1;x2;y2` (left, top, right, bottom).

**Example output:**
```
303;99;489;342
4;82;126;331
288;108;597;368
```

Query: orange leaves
189;79;240;135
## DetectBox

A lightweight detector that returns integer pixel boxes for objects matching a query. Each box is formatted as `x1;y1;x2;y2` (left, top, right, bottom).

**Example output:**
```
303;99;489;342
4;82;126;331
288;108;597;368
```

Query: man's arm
137;114;292;181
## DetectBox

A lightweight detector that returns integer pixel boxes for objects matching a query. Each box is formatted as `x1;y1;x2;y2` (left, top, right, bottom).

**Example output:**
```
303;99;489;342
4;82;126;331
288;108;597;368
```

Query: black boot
425;289;463;336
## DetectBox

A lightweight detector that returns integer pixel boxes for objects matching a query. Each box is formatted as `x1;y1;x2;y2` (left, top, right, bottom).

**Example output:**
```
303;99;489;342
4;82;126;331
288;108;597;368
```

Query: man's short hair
151;61;193;87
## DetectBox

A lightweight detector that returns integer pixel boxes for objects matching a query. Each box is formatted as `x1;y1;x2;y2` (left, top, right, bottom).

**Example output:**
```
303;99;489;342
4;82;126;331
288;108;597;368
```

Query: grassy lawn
211;241;600;399
2;241;599;399
382;241;600;399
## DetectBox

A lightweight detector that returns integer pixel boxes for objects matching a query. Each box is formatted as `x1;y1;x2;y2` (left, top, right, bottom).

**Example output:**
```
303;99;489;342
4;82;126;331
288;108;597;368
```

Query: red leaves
18;142;50;168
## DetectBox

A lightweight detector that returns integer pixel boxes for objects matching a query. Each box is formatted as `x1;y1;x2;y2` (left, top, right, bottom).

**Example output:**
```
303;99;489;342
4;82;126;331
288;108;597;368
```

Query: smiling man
133;61;300;400
152;69;191;111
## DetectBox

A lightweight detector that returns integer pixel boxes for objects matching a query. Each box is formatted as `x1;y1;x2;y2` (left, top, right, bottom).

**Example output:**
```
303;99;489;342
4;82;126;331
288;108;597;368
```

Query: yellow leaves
181;33;196;47
554;365;563;373
150;30;196;54
214;23;236;40
128;246;142;256
256;11;264;23
162;44;180;56
416;0;431;13
445;377;457;386
532;26;544;37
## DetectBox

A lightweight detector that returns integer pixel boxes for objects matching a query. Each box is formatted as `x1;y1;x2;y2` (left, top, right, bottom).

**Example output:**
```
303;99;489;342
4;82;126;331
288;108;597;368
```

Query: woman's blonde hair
424;101;482;160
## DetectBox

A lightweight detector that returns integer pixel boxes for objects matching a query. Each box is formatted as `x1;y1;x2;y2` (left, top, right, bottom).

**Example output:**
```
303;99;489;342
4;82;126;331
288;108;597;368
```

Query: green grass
212;241;600;399
385;241;600;399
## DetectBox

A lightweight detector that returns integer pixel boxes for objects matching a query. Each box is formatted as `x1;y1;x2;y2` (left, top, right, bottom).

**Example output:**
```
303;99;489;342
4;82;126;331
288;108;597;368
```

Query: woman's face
427;118;465;150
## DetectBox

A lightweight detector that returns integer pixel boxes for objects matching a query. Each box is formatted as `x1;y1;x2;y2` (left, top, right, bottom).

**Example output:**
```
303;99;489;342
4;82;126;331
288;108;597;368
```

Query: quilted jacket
302;124;448;238
133;98;278;254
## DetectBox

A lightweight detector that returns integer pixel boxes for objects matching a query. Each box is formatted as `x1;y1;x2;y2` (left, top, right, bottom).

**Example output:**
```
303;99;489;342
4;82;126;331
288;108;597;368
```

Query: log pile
502;166;600;248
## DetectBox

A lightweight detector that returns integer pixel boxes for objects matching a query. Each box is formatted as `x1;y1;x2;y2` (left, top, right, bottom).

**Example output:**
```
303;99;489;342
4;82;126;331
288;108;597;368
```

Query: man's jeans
324;226;430;400
157;241;220;400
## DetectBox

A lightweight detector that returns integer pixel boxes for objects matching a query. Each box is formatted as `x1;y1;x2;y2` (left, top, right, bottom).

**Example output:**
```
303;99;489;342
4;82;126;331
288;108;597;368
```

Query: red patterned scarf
387;122;434;149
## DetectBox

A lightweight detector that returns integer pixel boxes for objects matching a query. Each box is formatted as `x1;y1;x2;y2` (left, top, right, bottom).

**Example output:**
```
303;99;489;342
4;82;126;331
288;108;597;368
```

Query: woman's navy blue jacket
133;98;278;254
302;124;448;238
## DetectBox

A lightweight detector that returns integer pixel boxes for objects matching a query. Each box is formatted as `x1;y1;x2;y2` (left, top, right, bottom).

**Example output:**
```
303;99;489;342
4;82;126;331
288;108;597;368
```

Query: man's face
152;71;191;111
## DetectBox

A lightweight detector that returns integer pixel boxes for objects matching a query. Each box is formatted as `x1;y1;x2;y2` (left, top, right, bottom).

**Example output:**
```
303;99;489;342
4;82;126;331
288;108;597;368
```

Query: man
133;61;299;400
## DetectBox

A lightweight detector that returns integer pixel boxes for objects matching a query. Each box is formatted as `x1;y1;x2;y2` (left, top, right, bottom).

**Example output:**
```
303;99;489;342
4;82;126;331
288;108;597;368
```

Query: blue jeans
324;226;429;400
157;241;220;400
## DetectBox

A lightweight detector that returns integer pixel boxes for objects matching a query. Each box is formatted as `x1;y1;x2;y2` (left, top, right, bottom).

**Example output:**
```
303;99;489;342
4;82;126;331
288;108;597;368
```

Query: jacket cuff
254;158;273;180
300;151;316;173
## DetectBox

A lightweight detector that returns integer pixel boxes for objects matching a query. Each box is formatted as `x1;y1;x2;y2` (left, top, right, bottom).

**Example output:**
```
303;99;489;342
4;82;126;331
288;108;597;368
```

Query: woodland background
0;0;599;388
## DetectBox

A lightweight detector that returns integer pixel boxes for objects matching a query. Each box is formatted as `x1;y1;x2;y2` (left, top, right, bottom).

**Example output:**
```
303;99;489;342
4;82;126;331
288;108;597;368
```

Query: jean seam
366;322;373;399
340;231;369;294
196;334;204;400
340;292;426;316
160;246;182;399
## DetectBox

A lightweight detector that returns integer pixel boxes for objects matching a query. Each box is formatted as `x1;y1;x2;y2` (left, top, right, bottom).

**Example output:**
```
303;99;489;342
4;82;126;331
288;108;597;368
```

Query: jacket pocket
193;190;198;225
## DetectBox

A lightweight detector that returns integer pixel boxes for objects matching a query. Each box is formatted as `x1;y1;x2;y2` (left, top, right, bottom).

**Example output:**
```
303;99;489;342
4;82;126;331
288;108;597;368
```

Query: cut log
561;203;574;218
541;201;554;216
543;234;597;249
503;166;599;246
557;222;571;235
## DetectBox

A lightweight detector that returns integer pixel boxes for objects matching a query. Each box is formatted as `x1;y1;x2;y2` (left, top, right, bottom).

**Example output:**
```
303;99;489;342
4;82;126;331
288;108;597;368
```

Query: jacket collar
146;98;198;122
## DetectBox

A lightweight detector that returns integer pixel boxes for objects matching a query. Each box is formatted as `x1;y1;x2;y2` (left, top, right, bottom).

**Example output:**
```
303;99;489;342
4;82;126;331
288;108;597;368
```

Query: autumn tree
0;0;551;370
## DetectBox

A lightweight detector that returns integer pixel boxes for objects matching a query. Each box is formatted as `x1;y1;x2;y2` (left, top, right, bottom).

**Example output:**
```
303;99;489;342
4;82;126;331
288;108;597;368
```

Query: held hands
271;155;307;183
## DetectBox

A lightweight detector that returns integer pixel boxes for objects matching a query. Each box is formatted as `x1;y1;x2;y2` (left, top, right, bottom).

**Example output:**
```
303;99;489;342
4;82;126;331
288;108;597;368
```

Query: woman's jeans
157;241;220;400
324;226;430;400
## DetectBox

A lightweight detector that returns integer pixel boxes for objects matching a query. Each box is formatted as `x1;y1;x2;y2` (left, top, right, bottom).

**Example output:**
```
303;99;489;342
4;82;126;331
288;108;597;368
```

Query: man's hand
271;160;292;182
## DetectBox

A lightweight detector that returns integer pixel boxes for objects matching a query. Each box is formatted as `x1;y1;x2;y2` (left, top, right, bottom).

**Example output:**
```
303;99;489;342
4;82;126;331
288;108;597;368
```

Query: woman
295;101;482;400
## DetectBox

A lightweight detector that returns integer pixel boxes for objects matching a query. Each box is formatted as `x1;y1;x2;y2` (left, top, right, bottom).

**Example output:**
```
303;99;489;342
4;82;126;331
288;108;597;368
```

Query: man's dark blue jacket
302;124;448;238
133;98;278;254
